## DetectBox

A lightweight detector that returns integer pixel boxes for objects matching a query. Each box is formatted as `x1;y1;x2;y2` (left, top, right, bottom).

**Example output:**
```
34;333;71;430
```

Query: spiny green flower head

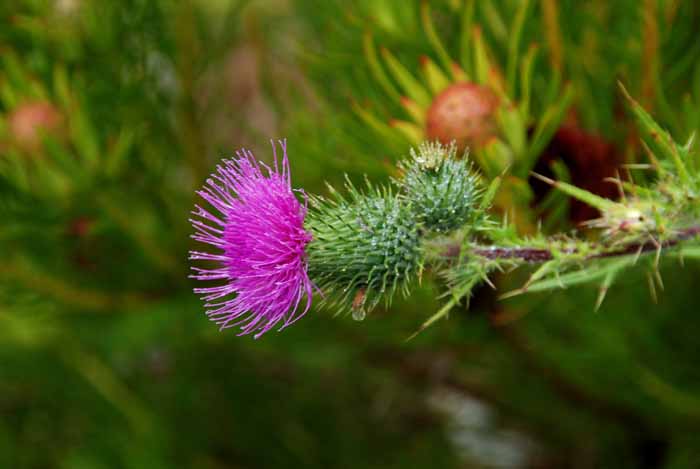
305;179;422;318
400;141;482;234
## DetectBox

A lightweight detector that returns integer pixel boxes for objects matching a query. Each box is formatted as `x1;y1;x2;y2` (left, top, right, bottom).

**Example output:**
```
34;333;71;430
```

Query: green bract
306;180;422;316
400;141;482;234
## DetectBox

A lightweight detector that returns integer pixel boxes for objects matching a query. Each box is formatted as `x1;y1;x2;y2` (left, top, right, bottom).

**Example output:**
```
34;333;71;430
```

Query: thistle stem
445;226;700;263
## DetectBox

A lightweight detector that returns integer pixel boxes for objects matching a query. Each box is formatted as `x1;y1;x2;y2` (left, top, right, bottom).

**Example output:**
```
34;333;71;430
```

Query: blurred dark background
2;1;700;468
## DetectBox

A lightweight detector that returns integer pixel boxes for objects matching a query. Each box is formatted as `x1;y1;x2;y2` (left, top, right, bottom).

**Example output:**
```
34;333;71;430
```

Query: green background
2;1;700;467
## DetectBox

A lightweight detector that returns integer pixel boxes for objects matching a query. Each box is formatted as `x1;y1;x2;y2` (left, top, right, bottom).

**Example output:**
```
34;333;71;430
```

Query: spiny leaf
505;257;636;296
619;82;691;185
500;260;557;299
530;172;619;212
407;268;481;340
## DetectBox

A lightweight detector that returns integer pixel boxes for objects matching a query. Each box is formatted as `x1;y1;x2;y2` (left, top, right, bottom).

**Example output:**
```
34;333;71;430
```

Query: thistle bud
306;182;422;314
401;141;481;234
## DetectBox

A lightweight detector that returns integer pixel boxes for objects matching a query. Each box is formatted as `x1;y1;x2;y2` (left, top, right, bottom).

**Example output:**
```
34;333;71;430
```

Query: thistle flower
189;139;313;338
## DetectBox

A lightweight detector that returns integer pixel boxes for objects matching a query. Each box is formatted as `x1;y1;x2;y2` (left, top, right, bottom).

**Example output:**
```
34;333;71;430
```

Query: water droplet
352;308;366;321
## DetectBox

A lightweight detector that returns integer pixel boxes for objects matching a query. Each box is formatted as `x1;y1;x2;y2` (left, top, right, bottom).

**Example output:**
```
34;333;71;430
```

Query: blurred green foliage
2;0;700;468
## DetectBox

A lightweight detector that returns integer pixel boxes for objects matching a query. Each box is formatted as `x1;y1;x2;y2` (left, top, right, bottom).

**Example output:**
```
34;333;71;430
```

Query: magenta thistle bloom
189;139;313;338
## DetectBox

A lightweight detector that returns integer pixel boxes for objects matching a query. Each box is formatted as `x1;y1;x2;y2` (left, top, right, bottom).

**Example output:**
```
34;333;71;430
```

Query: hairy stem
445;225;700;263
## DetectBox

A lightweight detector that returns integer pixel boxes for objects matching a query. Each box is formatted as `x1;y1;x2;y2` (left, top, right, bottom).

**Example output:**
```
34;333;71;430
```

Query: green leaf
390;119;423;145
519;44;538;120
420;56;450;95
513;257;635;295
479;138;513;178
619;83;691;186
380;47;432;107
498;105;527;157
70;103;101;172
530;172;618;212
420;2;454;80
408;266;483;340
473;27;491;85
363;32;402;103
506;0;532;96
105;128;136;177
352;101;401;144
460;0;476;73
399;97;425;125
519;83;574;177
478;172;503;214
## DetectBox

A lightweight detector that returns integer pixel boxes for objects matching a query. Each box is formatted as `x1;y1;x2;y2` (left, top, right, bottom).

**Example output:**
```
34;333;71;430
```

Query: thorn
633;244;644;265
555;269;565;289
647;272;658;304
618;80;632;101
499;288;525;300
483;275;496;289
621;163;654;170
595;269;617;312
641;141;664;175
522;262;554;291
655;270;665;291
624;169;638;198
595;286;608;312
604;172;626;201
624;167;636;193
530;171;556;185
405;325;426;342
649;236;662;271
